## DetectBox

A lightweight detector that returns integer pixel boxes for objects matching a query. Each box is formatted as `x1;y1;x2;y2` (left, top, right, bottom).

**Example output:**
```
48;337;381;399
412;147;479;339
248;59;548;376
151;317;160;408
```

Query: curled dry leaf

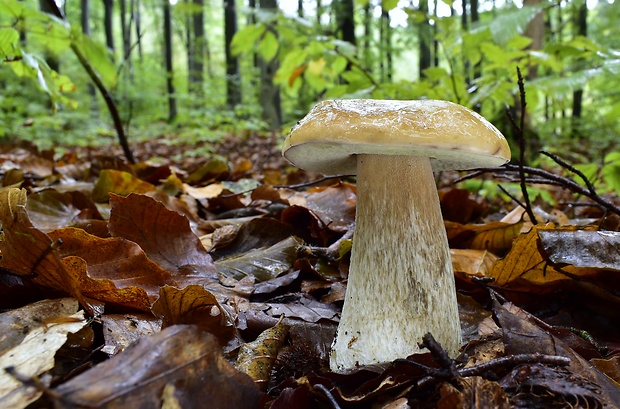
438;376;509;409
108;193;219;280
53;325;266;409
151;285;236;344
446;221;523;255
236;318;290;390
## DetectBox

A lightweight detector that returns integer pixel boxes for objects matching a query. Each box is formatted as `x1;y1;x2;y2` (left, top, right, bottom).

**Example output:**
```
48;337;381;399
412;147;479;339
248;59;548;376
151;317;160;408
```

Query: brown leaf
538;229;620;270
493;299;620;405
186;158;230;185
446;221;523;255
236;319;290;390
54;325;266;409
303;182;357;233
439;188;485;224
215;236;301;281
26;189;83;232
151;285;236;343
0;188;92;313
101;314;162;356
92;169;157;203
451;249;498;278
109;193;219;280
48;227;174;300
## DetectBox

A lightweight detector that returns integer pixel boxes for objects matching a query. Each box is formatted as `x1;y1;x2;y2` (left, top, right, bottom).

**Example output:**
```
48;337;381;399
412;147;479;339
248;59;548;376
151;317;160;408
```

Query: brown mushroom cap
282;99;511;175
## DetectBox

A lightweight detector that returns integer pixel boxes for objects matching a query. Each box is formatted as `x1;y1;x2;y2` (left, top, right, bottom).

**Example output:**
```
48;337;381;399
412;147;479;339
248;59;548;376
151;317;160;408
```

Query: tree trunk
132;0;143;60
571;1;587;137
190;0;205;97
163;0;177;121
461;0;471;86
120;0;131;63
39;0;59;71
335;0;356;46
316;0;323;25
258;0;281;129
103;0;115;58
81;0;97;111
418;0;432;79
224;0;241;106
380;7;392;81
362;2;372;73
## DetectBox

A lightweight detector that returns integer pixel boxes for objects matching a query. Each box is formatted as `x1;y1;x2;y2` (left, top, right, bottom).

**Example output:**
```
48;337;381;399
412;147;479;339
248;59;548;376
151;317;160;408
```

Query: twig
308;229;354;260
458;353;570;377
420;333;459;379
219;175;353;198
312;383;342;409
509;67;537;225
540;150;598;194
497;184;526;211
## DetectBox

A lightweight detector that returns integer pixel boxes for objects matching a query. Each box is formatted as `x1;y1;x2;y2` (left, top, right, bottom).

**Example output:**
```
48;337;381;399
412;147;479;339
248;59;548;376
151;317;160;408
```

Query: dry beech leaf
0;298;87;409
92;169;157;203
109;193;219;279
48;227;174;300
302;182;357;233
590;355;620;388
216;236;302;281
54;325;266;409
151;285;236;343
489;224;569;288
0;188;92;312
451;249;499;278
236;318;289;390
446;221;523;255
26;189;83;232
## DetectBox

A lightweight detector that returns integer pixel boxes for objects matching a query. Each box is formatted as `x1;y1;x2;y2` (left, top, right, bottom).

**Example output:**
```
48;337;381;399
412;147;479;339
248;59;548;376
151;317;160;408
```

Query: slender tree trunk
316;0;323;25
103;0;115;59
362;2;372;73
224;0;241;106
163;0;177;121
133;0;143;60
335;0;356;46
571;1;587;137
81;0;97;111
297;0;303;17
39;0;59;71
461;0;471;86
120;0;131;63
258;0;281;129
380;7;392;81
418;0;432;79
432;0;439;67
191;0;205;97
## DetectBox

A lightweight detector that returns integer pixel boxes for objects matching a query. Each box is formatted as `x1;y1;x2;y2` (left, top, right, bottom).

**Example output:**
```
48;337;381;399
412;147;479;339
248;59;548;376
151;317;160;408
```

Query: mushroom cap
282;99;511;175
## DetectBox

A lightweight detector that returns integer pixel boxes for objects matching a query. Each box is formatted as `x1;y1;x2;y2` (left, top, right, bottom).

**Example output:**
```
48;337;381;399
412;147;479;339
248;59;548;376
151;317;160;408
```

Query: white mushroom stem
330;154;462;371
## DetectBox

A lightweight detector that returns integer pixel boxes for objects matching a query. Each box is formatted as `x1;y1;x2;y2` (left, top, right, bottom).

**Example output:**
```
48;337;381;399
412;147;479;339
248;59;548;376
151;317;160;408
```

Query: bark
362;2;372;73
39;0;59;71
258;0;281;129
335;0;356;46
163;0;177;122
132;0;143;60
190;0;205;96
224;0;241;106
418;0;432;79
103;0;115;57
81;0;97;109
380;7;392;81
571;1;587;135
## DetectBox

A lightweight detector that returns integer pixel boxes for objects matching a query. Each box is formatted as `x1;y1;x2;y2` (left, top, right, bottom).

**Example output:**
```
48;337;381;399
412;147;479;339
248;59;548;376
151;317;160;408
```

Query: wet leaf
26;189;83;232
0;298;87;409
101;314;162;356
216;236;301;281
303;182;357;233
447;221;523;255
186;158;230;184
54;325;266;409
538;229;620;270
151;285;236;343
48;227;174;300
92;169;157;203
236;318;289;390
109;193;219;279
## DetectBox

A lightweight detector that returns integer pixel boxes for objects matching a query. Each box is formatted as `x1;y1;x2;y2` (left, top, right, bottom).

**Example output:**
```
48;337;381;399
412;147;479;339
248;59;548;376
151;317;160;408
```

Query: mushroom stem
330;154;462;371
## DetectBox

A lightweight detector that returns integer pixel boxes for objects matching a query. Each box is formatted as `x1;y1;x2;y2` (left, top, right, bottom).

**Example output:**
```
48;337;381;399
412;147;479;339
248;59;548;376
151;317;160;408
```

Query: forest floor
0;133;619;408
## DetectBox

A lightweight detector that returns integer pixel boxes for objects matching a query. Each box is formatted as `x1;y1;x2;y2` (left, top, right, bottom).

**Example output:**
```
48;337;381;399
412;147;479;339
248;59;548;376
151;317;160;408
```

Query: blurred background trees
0;0;618;156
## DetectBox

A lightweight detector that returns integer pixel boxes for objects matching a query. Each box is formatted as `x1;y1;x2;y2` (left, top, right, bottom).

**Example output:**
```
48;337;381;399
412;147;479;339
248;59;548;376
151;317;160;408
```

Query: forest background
0;0;618;173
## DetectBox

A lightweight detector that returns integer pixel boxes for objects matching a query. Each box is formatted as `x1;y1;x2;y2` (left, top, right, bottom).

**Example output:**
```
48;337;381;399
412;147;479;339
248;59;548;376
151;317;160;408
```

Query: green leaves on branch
0;0;117;109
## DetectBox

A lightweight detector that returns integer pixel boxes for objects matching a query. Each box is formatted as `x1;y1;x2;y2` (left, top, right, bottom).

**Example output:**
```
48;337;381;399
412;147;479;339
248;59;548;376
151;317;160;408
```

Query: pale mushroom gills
282;99;511;371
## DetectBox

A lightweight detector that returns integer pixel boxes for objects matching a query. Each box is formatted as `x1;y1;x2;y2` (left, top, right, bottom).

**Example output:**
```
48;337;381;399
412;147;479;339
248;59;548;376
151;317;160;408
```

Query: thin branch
540;150;598;194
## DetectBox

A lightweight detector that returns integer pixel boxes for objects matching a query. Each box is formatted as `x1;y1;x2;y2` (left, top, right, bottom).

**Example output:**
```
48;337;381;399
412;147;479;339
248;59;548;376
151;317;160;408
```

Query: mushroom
282;99;511;371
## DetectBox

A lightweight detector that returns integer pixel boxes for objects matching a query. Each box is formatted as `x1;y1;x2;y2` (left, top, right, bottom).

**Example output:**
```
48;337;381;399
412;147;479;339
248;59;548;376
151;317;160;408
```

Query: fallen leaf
101;314;162;356
151;285;236;343
446;221;523;255
92;169;157;203
53;325;266;409
236;318;290;390
108;193;219;279
0;298;87;409
538;229;620;270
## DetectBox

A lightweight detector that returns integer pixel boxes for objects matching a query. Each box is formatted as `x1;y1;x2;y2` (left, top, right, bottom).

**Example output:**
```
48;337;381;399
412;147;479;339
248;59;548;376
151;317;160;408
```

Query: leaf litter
0;138;619;408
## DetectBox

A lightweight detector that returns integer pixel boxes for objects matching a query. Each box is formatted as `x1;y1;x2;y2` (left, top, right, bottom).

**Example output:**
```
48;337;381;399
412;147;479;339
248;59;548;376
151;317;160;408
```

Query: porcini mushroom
282;99;511;371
